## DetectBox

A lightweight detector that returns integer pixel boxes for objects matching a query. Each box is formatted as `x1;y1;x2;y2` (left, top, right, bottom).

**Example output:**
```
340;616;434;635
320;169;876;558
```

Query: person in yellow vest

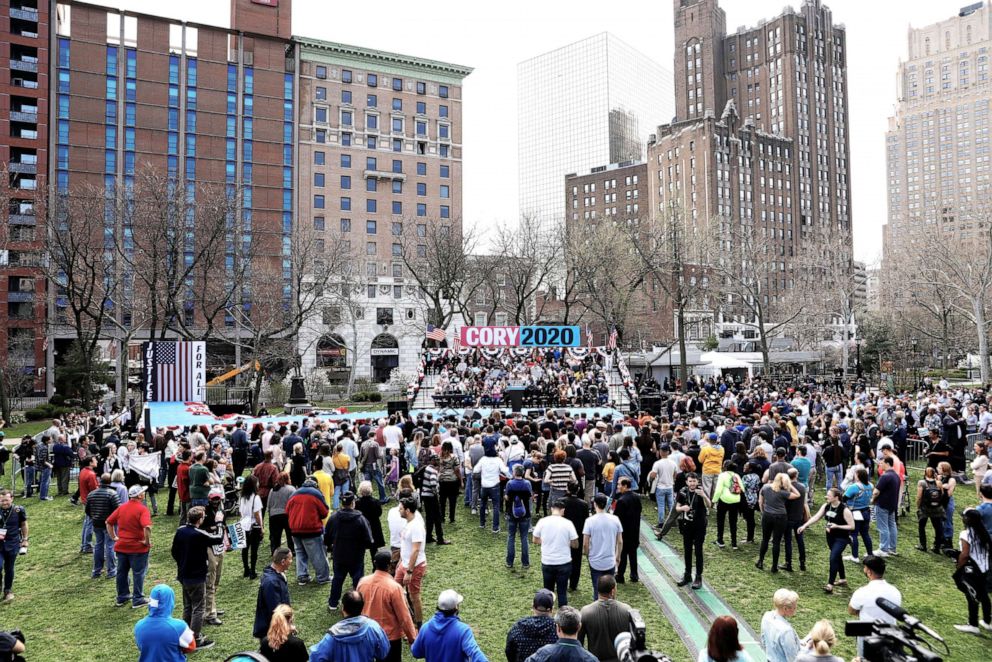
698;433;725;498
312;457;334;522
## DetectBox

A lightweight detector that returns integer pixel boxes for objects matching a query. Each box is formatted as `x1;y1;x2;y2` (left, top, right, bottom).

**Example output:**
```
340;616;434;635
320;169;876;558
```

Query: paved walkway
637;520;766;662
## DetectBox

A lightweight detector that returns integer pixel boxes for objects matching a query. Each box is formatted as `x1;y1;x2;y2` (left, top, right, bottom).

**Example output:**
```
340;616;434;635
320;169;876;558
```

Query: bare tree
715;220;806;374
486;217;559;325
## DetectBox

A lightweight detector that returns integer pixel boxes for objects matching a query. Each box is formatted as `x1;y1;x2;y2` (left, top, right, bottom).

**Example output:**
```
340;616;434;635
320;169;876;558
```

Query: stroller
222;472;241;516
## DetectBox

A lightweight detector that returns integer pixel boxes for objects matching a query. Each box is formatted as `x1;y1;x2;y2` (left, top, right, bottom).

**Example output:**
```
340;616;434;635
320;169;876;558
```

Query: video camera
614;609;672;662
845;598;947;662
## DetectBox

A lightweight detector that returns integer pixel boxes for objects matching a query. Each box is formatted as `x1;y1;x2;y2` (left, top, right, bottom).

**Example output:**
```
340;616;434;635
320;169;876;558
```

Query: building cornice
294;37;473;82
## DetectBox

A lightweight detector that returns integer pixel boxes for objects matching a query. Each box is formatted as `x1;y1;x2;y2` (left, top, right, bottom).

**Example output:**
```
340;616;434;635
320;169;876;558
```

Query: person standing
676;472;711;589
419;453;448;545
79;455;99;554
579;575;631;662
358;550;418;662
798;488;854;594
106;484;153;608
85;473;120;580
534;498;580;608
843;468;874;563
698;434;724;498
310;590;390;662
872;456;900;557
760;589;800;662
202;487;227;627
712;460;744;550
324;490;373;612
0;490;27;602
783;467;809;573
231;422;249;479
253;547;293;640
755;473;800;573
437;442;462;524
505;465;533;569
356;481;386;568
474;448;510;533
648;445;677;528
395;496;428;628
410;589;487;662
562;482;589;594
170;506;222;650
953;508;992;635
847;555;901;657
133;584;198;661
34;436;52;501
260;604;310;662
286;477;330;587
523;606;597;662
188;451;210;508
238;475;265;580
582;494;623;602
613;478;641;583
937;462;958;548
53;436;74;497
267;474;296;554
505;589;557;662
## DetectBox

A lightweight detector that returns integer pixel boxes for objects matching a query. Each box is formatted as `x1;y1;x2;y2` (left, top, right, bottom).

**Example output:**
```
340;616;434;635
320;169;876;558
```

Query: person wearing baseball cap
106;483;153;608
410;589;486;662
324;491;373;613
505;589;557;662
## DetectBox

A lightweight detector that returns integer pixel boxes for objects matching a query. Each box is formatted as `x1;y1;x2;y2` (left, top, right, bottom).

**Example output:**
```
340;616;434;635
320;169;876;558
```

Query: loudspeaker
528;410;545;419
640;395;663;417
387;400;409;417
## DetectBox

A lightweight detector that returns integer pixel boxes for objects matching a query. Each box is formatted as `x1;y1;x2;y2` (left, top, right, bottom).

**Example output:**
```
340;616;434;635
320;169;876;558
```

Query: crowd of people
2;372;992;660
425;348;612;408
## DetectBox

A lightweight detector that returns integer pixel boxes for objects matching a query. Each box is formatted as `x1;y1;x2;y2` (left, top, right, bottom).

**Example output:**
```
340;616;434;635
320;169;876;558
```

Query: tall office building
295;39;471;382
1;0;49;390
881;2;991;298
518;33;673;228
647;0;853;319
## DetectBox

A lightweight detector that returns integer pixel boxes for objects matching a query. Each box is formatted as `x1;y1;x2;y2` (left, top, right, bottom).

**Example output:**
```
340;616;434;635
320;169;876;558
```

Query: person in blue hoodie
133;584;197;662
310;589;389;662
411;589;488;662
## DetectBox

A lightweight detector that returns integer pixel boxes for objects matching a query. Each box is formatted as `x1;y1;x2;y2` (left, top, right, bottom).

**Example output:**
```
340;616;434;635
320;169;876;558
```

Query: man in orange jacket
357;550;417;662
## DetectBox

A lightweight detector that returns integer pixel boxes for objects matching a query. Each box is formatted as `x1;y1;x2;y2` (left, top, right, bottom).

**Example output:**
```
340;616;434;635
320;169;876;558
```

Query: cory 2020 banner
458;326;581;347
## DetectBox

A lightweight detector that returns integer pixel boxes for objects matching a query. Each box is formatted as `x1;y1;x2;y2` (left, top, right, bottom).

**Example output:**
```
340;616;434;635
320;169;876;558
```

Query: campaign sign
458;326;581;347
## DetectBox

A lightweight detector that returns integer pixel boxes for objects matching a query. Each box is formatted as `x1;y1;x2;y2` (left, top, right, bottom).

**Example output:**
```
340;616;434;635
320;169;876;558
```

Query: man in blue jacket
253;547;293;639
170;506;223;650
411;589;488;662
133;584;198;661
310;589;390;662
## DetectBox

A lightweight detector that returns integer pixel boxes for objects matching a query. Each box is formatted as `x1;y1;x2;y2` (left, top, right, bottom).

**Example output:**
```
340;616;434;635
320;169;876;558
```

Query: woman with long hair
843;467;874;562
739;461;762;545
915;466;945;553
953;508;992;634
437;441;462;524
259;604;309;661
698;615;751;662
756;473;801;573
239;475;264;579
795;620;843;662
289;443;306;488
356;481;386;567
798;487;855;594
938;461;958;546
267;472;295;553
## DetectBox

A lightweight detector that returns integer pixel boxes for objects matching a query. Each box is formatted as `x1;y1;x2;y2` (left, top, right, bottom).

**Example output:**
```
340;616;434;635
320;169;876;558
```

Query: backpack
511;494;526;519
921;480;944;516
729;474;742;495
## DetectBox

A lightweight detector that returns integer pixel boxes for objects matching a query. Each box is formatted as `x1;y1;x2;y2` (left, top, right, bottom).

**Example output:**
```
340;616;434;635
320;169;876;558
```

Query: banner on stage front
143;341;207;402
458;326;581;347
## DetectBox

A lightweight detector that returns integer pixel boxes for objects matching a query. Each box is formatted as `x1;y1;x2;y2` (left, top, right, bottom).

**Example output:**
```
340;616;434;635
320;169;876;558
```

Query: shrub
25;404;73;421
365;392;382;402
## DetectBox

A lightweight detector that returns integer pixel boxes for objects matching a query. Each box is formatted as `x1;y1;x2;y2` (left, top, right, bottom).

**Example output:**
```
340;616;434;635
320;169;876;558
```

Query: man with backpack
504;465;533;569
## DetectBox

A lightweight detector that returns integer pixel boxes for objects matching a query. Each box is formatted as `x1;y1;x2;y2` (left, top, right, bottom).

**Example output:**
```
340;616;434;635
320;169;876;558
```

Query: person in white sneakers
952;509;992;635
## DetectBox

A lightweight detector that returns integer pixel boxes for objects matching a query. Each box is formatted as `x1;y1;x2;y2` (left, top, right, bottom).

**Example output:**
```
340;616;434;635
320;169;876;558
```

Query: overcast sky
89;0;972;263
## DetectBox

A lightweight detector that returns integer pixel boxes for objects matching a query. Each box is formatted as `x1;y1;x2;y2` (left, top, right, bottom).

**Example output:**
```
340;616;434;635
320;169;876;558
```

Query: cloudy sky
89;0;971;263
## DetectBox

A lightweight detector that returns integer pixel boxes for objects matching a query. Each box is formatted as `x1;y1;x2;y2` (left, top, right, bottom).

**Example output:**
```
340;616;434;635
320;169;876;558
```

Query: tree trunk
677;302;688;394
841;309;850;381
251;368;264;416
973;297;990;384
0;368;11;423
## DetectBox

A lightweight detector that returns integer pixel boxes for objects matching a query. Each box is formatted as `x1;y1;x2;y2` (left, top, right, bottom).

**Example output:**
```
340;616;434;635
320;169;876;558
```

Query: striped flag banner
426;324;446;342
143;341;206;402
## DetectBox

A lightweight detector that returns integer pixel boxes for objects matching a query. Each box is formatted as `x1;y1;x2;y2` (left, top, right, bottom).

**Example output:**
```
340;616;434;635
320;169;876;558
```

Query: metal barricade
904;438;931;468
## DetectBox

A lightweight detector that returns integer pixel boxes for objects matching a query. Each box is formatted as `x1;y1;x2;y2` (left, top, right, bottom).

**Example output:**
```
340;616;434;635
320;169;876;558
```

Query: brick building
1;0;49;390
648;0;853;325
294;39;471;382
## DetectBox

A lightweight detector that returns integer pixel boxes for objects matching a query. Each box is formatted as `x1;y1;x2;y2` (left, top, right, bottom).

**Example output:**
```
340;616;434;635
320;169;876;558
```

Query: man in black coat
562;482;589;593
324;490;373;612
253;547;293;639
612;477;642;583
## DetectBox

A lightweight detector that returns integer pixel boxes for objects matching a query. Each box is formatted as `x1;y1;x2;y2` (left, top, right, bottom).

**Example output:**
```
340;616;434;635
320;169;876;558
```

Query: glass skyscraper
517;33;673;228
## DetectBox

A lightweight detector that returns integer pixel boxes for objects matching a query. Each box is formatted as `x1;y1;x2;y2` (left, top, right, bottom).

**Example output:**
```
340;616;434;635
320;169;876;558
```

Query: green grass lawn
0;490;683;662
0;421;47;442
649;474;988;662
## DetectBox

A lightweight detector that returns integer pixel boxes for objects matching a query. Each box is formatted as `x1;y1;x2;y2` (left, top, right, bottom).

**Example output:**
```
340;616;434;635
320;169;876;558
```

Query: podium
504;387;527;412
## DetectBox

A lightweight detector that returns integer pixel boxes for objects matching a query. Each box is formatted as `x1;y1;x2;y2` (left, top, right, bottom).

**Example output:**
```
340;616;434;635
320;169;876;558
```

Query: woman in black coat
356;482;386;567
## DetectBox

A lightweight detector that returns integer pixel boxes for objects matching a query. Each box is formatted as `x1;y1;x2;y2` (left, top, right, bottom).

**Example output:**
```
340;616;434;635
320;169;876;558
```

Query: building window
416;101;426;115
367;73;377;87
377;308;394;325
341;111;353;126
341;197;351;210
416;81;426;94
366;242;376;255
416;121;427;136
367;157;377;170
439;85;449;98
366;178;377;192
314;173;325;187
342;69;352;83
315;129;327;143
367;114;378;130
417;224;427;237
367;199;377;213
392;201;402;214
392;222;403;236
316;65;327;79
314;195;325;208
392;117;404;133
342;133;351;146
440;105;448;118
367;220;377;234
417;183;427;196
417;162;427;175
392;98;402;111
316;86;326;100
440;165;449;178
367;284;376;298
314;151;325;165
440;206;450;218
440;145;449;158
416;203;426;217
340;175;351;189
367;136;377;149
341;154;351;168
392;180;402;193
392;243;402;256
392;77;403;91
314;216;325;231
439;124;449;139
340;218;351;232
315;107;327;123
367;94;377;108
440;185;449;198
392;139;402;152
392;263;403;278
392;159;403;174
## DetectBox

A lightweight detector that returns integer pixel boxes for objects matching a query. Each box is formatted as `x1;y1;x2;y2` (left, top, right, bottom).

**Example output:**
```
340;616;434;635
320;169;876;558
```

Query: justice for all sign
458;326;581;347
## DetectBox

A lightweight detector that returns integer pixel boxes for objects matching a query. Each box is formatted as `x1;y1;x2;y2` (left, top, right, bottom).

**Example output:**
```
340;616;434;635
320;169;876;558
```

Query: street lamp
910;337;918;389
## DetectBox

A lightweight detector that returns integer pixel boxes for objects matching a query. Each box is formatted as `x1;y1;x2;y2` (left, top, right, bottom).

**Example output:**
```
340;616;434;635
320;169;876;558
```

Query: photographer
675;473;711;589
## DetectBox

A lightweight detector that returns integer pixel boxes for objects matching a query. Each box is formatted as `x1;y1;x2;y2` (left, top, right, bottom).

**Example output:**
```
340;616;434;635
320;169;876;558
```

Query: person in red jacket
285;478;330;586
252;451;281;512
79;455;99;553
176;451;192;523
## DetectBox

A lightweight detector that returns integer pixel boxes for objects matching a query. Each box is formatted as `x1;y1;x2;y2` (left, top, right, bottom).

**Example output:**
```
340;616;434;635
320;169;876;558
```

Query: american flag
155;342;198;401
452;330;461;351
426;324;446;343
607;327;618;350
586;323;593;349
